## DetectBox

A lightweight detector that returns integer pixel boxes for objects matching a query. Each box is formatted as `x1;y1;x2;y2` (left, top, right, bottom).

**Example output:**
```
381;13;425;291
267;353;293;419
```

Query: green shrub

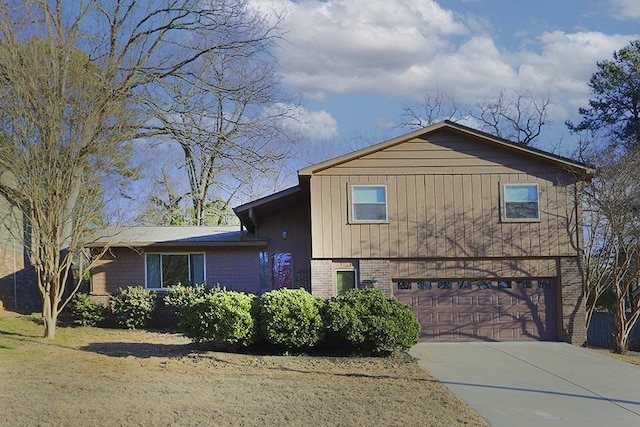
324;288;420;354
257;288;324;349
177;290;256;346
66;293;106;327
110;286;156;329
165;283;213;313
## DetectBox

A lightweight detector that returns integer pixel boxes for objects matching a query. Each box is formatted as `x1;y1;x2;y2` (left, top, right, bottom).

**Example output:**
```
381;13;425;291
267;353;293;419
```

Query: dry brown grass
586;346;640;366
0;313;487;427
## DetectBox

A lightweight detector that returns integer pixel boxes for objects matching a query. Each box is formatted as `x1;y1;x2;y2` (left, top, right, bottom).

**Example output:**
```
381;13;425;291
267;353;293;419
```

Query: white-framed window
336;269;357;295
145;253;205;289
502;183;540;221
350;184;388;222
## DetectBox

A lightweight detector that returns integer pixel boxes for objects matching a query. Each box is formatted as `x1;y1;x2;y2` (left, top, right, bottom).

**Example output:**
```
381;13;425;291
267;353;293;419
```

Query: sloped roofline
233;185;302;214
298;120;595;177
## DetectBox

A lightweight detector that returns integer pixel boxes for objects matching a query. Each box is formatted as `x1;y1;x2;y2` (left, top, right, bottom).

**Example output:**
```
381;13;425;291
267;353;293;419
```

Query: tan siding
321;176;333;257
330;175;342;257
311;178;323;257
392;258;558;280
340;176;352;257
309;131;581;261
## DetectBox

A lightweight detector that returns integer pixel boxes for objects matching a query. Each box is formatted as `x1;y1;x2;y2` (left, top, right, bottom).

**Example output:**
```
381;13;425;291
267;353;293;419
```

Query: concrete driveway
410;342;640;426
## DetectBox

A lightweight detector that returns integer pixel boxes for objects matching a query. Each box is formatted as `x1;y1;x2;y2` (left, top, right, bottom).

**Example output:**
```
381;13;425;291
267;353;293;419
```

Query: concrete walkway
410;342;640;426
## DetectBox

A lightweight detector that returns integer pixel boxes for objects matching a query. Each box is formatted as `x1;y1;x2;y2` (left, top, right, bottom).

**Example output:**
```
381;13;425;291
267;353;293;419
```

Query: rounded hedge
324;288;420;354
257;288;324;349
66;293;106;327
109;286;156;329
177;290;256;345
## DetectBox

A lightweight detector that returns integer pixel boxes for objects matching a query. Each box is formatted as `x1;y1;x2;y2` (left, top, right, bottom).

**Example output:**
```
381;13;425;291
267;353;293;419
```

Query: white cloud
253;0;467;99
515;31;637;119
276;104;339;143
252;0;638;123
610;0;640;19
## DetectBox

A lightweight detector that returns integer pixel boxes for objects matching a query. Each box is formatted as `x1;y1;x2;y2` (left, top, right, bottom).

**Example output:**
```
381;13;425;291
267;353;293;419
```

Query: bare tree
0;0;282;338
401;89;551;145
400;89;458;129
582;148;640;353
149;1;294;226
468;90;552;145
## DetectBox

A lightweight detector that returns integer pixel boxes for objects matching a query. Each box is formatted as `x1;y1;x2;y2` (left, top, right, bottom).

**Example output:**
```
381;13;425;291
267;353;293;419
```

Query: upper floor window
351;185;388;222
502;183;539;221
146;253;205;289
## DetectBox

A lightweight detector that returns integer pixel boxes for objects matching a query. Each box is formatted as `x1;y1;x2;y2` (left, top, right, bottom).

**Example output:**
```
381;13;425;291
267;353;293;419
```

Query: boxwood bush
257;288;324;349
176;290;256;346
164;283;214;320
66;293;106;327
110;286;156;329
324;288;420;354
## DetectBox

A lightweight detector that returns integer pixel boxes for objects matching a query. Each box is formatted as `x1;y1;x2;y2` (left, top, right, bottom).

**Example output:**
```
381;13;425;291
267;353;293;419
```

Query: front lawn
0;313;487;426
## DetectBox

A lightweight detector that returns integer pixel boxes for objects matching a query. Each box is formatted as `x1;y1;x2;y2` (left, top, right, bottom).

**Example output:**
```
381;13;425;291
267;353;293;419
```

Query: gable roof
233;185;308;233
298;120;595;177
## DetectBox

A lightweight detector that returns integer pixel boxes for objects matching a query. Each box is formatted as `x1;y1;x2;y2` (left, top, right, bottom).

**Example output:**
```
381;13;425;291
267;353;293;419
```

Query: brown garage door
395;279;557;341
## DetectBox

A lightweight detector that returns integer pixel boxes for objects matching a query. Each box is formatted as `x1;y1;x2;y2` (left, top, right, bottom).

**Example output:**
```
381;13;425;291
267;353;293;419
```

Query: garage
395;278;557;342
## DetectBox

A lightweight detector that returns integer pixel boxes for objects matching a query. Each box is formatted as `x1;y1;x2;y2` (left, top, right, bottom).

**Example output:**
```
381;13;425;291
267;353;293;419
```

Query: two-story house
90;121;593;344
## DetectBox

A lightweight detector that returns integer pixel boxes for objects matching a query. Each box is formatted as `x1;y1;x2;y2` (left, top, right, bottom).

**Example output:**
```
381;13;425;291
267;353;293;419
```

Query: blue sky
250;0;640;164
124;0;640;221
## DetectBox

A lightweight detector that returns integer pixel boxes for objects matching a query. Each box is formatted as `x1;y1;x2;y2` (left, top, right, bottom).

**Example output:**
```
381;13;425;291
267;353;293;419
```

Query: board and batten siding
310;131;581;261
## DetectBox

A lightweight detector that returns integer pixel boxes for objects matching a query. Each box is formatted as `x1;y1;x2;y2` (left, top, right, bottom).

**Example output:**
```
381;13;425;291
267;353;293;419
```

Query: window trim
335;268;358;295
349;184;389;223
144;252;206;290
501;182;540;222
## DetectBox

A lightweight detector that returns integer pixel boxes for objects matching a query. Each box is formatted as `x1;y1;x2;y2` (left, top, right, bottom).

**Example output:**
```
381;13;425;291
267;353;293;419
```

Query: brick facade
359;259;392;296
310;259;332;298
559;256;587;345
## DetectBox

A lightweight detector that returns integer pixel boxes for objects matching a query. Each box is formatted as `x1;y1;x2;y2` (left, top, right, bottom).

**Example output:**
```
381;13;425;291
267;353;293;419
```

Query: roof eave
86;240;269;248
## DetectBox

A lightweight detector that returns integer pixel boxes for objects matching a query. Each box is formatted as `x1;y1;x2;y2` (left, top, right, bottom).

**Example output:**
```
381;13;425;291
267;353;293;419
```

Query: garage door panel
456;313;474;323
396;279;557;342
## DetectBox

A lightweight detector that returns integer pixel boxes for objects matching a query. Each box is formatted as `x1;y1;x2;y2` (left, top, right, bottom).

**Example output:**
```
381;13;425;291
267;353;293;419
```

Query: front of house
89;121;593;344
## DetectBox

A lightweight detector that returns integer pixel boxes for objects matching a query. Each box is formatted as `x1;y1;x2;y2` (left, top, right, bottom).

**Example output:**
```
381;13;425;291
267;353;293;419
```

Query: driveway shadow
441;380;640;408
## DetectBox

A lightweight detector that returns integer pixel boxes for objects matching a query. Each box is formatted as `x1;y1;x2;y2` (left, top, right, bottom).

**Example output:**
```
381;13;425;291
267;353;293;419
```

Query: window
458;280;473;289
336;269;357;295
396;281;412;290
477;280;493;290
145;253;205;289
351;185;387;222
437;281;452;289
503;183;539;221
417;280;432;290
272;252;293;289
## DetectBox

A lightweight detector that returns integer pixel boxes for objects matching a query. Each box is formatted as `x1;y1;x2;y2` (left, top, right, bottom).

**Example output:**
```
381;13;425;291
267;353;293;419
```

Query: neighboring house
89;121;593;344
0;184;38;312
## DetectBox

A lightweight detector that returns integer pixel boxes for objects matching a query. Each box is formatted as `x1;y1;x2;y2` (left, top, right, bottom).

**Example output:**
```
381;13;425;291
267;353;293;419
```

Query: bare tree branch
0;0;288;338
468;89;552;145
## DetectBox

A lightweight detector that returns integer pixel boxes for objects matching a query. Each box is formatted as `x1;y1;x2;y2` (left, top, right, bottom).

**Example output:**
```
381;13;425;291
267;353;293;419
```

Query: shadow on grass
80;341;198;358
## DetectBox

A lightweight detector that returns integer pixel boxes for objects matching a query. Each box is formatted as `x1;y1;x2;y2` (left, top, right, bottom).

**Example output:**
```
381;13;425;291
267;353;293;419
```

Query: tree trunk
613;301;629;354
42;291;57;340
